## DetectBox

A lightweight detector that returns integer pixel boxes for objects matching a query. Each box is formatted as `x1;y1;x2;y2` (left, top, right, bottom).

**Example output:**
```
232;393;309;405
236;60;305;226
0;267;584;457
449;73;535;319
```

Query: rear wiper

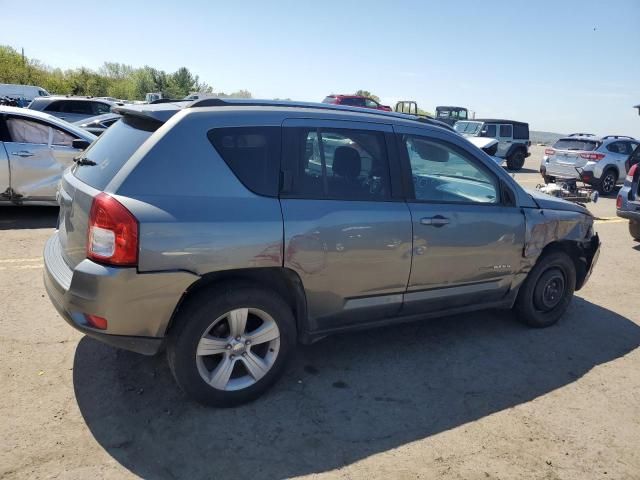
73;156;96;166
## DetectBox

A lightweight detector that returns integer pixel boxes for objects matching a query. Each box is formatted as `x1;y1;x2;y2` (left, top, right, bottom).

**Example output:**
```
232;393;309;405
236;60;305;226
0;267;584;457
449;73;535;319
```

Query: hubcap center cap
230;339;246;355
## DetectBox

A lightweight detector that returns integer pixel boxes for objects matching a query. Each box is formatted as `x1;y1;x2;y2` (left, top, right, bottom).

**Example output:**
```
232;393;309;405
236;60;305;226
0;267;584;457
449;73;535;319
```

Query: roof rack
149;98;188;104
567;132;596;137
602;135;635;140
187;98;451;129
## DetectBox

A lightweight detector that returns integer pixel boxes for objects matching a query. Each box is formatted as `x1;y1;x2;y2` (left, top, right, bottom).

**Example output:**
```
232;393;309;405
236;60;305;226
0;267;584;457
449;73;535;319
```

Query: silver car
541;134;639;195
43;99;600;407
0;106;96;205
28;96;116;123
616;145;640;239
74;113;121;136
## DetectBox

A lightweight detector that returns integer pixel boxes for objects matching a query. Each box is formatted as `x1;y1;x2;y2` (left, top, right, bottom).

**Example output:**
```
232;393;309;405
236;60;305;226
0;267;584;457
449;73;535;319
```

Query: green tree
354;90;380;102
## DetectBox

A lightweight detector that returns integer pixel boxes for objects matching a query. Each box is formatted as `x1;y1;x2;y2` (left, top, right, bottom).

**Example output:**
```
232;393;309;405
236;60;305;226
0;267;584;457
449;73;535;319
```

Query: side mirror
72;139;91;150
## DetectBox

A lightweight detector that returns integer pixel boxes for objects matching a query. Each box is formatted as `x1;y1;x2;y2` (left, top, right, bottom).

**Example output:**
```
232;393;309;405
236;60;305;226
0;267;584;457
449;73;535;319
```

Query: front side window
208;127;281;197
403;135;499;204
285;127;391;201
6;118;50;144
51;126;76;146
499;124;513;138
481;124;497;138
94;103;112;115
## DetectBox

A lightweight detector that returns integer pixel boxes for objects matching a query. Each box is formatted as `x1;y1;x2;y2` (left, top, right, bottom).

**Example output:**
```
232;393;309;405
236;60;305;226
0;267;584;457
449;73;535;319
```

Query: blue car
616;145;640;240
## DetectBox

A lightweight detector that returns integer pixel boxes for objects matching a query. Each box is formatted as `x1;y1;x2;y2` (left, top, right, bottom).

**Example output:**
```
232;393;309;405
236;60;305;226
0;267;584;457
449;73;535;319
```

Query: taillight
627;164;638;183
579;152;606;161
616;195;623;208
85;314;108;330
544;148;555;155
87;193;138;266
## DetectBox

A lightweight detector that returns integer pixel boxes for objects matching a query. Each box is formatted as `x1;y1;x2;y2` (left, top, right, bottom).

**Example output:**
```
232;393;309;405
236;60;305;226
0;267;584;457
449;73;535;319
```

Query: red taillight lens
616;195;623;208
544;148;555;155
628;164;638;179
579;152;606;161
85;314;108;330
87;193;138;266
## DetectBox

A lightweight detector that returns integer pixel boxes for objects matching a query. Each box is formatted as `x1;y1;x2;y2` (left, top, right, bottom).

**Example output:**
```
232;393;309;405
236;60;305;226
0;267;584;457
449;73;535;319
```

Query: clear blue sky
2;0;639;135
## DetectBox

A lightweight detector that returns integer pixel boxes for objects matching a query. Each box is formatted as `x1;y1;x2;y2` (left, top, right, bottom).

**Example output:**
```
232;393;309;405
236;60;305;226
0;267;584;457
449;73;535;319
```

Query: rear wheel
506;150;526;170
630;220;640;241
167;285;296;407
598;169;618;195
514;251;576;328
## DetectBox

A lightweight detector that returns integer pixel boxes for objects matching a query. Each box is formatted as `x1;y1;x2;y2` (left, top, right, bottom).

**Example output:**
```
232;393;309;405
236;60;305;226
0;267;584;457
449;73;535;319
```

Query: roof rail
149;98;187;104
567;132;596;137
187;98;451;129
602;135;635;140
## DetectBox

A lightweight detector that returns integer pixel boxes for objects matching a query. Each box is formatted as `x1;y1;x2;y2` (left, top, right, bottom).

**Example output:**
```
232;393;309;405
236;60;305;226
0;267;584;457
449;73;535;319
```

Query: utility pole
21;48;25;65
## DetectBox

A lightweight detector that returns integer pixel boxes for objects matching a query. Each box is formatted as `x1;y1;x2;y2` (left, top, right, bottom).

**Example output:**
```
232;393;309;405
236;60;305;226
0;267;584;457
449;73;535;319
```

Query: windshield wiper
73;156;96;166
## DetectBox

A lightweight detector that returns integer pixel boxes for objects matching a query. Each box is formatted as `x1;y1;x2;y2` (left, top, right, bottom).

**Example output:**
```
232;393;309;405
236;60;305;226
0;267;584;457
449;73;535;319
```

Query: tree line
0;45;251;100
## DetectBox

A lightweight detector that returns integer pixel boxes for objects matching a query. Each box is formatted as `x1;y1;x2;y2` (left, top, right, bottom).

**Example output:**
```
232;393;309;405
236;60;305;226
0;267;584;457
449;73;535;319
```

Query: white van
0;84;50;102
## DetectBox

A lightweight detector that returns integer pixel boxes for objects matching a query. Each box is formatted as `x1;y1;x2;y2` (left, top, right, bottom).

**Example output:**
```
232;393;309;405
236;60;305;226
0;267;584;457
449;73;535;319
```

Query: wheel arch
164;267;308;341
537;240;590;291
506;143;526;159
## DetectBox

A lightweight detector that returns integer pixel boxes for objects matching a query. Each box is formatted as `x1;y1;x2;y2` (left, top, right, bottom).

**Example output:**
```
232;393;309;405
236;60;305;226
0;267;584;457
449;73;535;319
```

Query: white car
0;106;96;205
0;83;50;102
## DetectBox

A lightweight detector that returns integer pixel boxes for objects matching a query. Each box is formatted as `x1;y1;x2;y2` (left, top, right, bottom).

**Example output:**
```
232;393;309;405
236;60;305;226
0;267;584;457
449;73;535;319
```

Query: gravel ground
1;146;639;480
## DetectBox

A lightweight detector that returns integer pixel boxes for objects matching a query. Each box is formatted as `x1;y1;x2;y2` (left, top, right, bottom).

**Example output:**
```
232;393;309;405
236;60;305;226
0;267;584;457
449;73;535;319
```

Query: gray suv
29;96;116;123
43;99;600;406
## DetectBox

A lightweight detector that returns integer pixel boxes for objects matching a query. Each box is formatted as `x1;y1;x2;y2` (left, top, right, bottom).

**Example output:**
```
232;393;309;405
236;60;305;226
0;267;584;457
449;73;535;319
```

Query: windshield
73;116;158;190
553;138;600;151
454;121;483;135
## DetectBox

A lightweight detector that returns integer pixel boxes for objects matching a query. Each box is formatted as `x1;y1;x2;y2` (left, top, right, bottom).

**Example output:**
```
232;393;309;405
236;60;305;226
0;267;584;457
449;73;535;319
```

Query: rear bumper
43;233;198;355
616;209;640;222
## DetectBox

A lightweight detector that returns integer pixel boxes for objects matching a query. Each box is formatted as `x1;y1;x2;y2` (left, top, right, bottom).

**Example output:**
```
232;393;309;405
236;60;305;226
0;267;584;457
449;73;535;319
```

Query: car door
496;124;513;157
3;114;80;201
395;126;525;315
605;141;631;180
280;118;412;332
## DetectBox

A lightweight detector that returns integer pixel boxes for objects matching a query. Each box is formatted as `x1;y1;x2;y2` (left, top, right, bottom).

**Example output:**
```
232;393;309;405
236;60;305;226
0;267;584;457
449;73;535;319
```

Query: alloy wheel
195;308;281;391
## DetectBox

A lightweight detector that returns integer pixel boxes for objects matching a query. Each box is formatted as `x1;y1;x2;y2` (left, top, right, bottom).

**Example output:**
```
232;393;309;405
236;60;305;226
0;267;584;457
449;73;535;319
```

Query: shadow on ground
0;206;58;230
73;298;640;480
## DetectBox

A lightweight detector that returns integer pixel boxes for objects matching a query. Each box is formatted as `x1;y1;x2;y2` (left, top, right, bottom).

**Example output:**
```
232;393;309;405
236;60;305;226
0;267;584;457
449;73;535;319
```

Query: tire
506;149;526;171
167;285;296;407
598;169;618;195
630;220;640;241
514;251;576;328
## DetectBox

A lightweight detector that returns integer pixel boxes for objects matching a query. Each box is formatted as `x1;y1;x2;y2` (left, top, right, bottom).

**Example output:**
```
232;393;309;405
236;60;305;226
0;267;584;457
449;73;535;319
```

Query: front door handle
11;151;34;158
420;215;450;227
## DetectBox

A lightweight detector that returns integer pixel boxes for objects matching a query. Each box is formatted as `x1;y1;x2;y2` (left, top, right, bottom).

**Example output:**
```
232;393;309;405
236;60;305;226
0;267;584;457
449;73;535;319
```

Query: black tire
630;220;640;241
598;169;618;195
514;251;576;328
167;285;296;407
506;149;526;171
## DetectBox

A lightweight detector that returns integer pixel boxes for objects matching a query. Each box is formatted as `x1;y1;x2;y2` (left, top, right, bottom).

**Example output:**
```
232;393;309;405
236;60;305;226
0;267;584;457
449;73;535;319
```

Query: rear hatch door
57;116;160;268
547;138;600;176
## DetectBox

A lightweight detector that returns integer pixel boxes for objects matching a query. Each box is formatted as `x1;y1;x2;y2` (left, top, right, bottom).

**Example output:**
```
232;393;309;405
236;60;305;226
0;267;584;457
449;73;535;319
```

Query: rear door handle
420;215;450;227
11;151;34;157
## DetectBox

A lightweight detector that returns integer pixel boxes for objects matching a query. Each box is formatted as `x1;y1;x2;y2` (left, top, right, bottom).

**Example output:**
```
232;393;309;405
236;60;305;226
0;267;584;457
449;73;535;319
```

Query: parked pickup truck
0;106;96;205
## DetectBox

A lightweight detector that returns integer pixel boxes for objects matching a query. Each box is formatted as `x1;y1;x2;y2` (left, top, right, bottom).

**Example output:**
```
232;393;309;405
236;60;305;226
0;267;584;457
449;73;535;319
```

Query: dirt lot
1;146;639;480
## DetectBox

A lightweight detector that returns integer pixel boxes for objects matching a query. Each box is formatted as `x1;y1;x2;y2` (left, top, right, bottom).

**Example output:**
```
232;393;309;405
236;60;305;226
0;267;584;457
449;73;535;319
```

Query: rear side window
513;123;529;139
93;103;112;115
73;117;156;190
43;100;62;112
339;97;365;107
553;139;599;151
283;127;391;201
499;124;513;137
208;127;281;197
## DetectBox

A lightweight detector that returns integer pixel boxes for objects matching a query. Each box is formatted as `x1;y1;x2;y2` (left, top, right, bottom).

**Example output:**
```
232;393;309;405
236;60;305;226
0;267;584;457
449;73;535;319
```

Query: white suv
541;134;639;195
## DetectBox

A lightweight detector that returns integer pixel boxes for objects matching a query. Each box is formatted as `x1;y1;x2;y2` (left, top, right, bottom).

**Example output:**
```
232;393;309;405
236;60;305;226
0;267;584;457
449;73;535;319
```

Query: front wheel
630;220;640;241
506;150;526;170
514;251;576;328
167;286;296;407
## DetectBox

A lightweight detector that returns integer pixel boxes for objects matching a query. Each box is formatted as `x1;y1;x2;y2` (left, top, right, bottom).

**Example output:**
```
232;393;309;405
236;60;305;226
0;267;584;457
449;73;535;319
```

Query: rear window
208;127;281;196
322;96;336;104
553;138;600;151
73;116;157;190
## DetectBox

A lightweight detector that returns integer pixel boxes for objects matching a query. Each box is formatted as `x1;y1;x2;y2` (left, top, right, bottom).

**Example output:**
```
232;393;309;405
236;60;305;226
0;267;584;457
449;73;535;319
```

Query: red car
322;94;392;111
